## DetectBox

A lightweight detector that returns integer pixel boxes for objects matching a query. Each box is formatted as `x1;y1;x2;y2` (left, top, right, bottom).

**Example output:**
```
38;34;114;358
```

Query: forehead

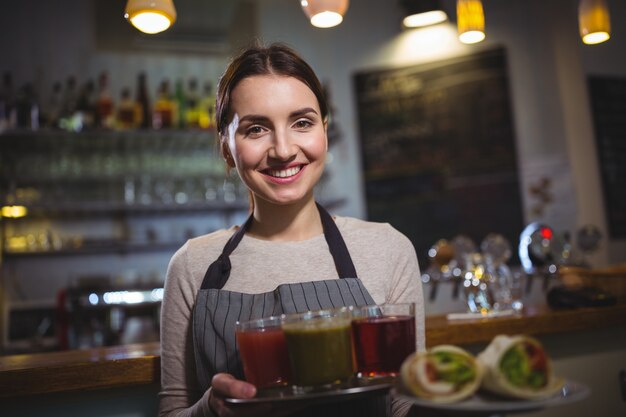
230;74;320;115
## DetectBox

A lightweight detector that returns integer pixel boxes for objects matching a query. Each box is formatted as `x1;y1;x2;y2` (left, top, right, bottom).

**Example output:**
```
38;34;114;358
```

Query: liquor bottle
153;79;175;129
185;78;201;128
199;81;215;129
46;81;63;128
117;87;141;129
0;71;17;130
174;79;186;129
96;72;114;128
61;76;78;119
76;79;96;129
135;72;151;129
15;83;39;130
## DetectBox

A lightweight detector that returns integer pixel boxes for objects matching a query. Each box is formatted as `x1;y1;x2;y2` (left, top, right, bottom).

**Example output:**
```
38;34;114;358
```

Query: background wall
257;0;625;268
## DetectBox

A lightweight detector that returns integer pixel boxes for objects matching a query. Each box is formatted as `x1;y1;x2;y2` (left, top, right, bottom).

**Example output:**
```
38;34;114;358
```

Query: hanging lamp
457;0;485;44
124;0;177;34
579;0;611;45
1;205;27;218
400;0;448;28
300;0;350;28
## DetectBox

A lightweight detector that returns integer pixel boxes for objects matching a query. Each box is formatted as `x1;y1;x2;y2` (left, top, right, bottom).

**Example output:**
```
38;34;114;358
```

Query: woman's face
224;74;327;207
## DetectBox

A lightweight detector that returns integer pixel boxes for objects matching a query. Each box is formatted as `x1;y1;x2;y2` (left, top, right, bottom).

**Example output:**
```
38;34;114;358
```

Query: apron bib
192;203;388;416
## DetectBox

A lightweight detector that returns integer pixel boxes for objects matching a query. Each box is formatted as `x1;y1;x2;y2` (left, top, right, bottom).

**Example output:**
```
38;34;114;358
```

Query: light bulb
457;0;485;44
300;0;349;29
403;10;448;28
125;0;177;34
579;0;611;45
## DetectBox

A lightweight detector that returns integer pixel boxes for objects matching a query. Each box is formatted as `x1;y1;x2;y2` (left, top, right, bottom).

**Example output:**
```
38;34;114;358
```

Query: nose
269;128;296;161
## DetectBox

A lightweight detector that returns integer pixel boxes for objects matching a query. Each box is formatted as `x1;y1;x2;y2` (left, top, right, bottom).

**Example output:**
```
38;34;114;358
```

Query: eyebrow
289;107;319;118
238;107;319;124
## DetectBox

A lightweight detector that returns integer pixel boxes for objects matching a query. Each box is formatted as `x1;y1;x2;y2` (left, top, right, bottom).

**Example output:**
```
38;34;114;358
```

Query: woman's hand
209;373;268;417
209;373;307;417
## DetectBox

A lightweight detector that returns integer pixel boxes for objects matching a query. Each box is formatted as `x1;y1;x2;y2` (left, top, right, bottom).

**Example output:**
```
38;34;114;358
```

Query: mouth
263;165;303;179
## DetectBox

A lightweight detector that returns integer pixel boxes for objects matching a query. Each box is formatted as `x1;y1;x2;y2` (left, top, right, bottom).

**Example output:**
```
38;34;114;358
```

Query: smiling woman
224;75;327;214
158;43;426;417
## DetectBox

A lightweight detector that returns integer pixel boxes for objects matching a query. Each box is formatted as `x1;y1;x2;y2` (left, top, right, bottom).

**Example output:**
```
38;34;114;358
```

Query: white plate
394;380;590;415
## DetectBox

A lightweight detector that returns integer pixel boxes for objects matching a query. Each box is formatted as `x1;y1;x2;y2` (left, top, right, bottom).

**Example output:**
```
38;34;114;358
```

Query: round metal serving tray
225;376;394;404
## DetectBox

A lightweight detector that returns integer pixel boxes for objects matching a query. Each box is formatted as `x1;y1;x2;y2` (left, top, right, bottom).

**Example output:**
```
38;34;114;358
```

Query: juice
352;315;415;376
283;318;354;388
236;326;292;388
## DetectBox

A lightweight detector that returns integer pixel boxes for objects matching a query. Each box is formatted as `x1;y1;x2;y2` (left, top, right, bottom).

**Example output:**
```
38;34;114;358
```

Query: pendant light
579;0;611;45
457;0;485;44
124;0;177;34
1;182;27;219
1;205;27;218
400;0;448;28
300;0;350;28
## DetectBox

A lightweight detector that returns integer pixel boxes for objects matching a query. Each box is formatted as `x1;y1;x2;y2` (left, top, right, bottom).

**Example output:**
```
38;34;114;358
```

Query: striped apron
192;203;388;416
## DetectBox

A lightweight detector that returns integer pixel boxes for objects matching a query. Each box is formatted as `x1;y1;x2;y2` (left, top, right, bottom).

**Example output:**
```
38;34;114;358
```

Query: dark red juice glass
352;304;416;377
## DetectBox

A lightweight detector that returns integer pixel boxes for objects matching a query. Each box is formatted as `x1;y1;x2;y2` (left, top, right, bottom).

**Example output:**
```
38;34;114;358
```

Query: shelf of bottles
0;67;251;216
0;129;249;216
0;70;340;257
0;128;251;258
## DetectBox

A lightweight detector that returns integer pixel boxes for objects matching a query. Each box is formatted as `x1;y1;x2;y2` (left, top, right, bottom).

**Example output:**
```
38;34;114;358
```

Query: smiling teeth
269;166;301;178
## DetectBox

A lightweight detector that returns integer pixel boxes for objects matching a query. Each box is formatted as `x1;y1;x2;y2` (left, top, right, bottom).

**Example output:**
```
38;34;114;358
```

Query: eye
245;125;266;137
293;119;313;129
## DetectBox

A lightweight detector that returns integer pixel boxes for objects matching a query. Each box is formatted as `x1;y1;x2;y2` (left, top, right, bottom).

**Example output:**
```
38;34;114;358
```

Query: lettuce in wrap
401;345;483;403
477;335;564;399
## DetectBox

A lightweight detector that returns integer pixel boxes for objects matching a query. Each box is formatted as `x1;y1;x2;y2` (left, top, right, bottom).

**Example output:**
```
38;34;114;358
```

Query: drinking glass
351;303;416;377
282;307;354;391
463;252;494;313
235;315;292;389
485;258;525;313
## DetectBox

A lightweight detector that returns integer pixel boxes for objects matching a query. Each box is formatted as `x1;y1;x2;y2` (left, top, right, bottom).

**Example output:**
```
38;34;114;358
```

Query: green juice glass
282;307;355;391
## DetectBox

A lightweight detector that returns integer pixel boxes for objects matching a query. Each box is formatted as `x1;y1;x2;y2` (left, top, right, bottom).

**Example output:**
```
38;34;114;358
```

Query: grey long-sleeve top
159;216;425;417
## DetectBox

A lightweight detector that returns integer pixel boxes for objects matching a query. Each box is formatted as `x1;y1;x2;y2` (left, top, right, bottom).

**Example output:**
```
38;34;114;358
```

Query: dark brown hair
215;43;328;138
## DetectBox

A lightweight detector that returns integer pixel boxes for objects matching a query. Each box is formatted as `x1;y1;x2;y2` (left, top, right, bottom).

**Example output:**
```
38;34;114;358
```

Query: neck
248;195;323;241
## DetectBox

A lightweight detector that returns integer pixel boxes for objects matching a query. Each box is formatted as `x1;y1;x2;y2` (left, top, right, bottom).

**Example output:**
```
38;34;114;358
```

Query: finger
210;387;272;417
211;373;257;399
208;391;227;417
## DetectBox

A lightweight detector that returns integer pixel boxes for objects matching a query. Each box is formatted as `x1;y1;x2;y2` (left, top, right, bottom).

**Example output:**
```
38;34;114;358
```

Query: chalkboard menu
588;76;626;239
354;48;524;264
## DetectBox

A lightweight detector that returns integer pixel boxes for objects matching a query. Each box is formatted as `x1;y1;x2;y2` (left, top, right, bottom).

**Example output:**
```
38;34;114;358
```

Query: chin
256;189;314;207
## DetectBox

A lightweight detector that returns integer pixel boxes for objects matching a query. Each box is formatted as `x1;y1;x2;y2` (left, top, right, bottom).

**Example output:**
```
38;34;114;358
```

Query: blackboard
353;48;524;264
588;76;626;239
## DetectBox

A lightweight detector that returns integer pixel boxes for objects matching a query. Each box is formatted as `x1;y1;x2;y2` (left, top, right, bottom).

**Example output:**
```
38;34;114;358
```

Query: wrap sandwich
477;334;564;399
400;345;483;403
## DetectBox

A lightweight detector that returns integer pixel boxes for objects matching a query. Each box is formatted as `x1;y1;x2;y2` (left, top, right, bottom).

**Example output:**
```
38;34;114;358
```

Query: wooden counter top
1;342;160;398
425;303;626;346
2;304;626;398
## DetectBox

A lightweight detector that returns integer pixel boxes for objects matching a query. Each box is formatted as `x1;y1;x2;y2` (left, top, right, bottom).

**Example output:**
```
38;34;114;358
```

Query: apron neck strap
317;202;358;279
200;202;357;289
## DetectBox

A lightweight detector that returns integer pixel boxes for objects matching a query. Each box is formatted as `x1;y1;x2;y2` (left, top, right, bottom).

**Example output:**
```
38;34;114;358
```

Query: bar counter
2;304;626;398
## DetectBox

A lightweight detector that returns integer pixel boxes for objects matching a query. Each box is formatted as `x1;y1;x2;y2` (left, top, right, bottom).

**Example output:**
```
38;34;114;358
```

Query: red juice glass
352;303;416;377
236;316;292;389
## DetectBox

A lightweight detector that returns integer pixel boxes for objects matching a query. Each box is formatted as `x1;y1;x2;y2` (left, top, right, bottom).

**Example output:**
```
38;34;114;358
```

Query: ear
323;118;329;151
221;138;236;168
